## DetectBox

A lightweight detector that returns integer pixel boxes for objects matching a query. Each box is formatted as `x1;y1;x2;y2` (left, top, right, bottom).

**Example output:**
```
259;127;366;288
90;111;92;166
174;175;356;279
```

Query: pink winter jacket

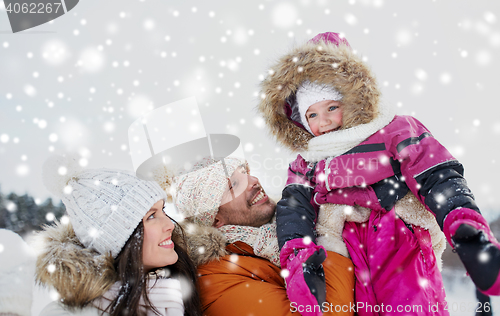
289;115;455;213
286;115;454;315
257;32;478;316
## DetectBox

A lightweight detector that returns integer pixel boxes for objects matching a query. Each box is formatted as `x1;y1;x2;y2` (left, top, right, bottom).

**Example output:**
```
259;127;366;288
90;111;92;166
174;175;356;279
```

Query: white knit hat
42;155;167;258
0;229;35;316
295;80;343;135
173;157;245;227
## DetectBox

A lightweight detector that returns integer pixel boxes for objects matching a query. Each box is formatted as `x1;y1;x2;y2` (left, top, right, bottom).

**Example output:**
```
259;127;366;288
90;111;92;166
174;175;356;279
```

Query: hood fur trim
182;221;228;267
34;222;116;308
258;40;381;152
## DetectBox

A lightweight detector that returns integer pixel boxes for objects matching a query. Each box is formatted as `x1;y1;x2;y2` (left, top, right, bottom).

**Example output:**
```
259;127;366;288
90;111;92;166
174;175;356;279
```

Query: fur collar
34;220;227;309
34;222;116;308
258;38;383;153
182;221;228;267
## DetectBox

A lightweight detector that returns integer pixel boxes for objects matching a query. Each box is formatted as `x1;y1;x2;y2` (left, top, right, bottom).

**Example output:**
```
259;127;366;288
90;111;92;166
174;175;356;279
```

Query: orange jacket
197;241;355;315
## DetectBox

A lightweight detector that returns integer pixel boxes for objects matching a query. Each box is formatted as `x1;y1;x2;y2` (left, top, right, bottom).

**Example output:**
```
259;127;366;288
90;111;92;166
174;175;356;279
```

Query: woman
35;155;202;316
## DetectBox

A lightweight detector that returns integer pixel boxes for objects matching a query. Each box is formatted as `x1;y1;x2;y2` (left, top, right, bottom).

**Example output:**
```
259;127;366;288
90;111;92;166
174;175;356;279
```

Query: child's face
305;100;343;136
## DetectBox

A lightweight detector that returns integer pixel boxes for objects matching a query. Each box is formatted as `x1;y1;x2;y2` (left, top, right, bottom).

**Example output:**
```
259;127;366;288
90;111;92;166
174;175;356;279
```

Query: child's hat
309;32;351;47
295;80;343;135
42;154;167;258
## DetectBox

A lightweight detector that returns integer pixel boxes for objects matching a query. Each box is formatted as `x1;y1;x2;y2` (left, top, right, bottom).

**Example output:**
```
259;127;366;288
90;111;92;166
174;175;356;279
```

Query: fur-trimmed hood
34;222;116;308
34;220;226;309
257;33;383;153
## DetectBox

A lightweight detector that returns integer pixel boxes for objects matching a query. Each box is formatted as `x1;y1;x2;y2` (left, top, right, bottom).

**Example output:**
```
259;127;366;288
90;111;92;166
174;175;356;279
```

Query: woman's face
142;200;178;272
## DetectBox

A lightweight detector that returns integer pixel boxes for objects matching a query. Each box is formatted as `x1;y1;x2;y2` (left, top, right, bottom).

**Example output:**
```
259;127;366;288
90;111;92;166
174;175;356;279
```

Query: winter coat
288;114;472;228
182;223;356;315
255;33;471;315
34;222;184;316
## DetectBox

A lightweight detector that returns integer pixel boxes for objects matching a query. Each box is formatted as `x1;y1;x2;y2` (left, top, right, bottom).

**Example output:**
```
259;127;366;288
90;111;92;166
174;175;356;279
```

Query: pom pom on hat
309;32;351;48
42;154;83;198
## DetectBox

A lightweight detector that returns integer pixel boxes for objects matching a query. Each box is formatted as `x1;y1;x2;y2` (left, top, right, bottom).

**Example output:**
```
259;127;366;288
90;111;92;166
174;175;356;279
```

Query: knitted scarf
218;221;281;267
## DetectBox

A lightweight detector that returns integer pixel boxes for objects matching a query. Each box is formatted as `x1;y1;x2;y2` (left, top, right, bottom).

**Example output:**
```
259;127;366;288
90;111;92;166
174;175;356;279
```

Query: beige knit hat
42;154;167;258
173;157;246;227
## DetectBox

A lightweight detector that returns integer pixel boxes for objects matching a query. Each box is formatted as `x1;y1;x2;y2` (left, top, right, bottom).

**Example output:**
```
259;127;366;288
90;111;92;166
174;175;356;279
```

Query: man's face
214;167;276;228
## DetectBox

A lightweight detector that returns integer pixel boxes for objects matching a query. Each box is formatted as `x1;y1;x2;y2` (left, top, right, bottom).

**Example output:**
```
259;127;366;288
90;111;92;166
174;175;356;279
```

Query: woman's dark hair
168;223;203;316
106;219;202;316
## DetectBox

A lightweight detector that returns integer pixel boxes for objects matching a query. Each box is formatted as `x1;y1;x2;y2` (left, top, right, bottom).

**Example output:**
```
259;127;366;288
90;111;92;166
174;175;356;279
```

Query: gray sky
1;0;500;220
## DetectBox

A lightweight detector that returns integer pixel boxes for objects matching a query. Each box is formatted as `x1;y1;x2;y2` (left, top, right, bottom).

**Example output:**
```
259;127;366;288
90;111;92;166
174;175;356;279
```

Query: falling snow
272;3;298;29
78;47;105;73
0;3;499;313
41;40;70;65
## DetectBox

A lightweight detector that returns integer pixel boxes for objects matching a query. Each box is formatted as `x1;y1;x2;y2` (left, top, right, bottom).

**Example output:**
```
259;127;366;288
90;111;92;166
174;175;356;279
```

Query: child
258;32;500;315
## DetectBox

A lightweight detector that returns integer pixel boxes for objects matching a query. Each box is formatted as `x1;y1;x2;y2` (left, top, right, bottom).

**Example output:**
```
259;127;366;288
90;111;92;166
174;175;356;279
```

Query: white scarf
300;101;397;162
93;278;184;316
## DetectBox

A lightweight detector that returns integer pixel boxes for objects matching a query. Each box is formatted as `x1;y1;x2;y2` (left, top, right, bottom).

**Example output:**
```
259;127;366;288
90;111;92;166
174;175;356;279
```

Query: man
164;157;355;315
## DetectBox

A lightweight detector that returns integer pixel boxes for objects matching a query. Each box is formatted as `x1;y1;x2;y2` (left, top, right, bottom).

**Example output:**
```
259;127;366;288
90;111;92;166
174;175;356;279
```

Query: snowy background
1;0;500;314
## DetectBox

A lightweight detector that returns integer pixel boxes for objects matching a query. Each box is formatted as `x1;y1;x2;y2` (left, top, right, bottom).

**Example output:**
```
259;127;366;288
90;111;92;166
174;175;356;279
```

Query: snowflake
280;269;290;278
478;251;490;263
415;69;428;81
47;264;56;273
345;13;358;25
6;201;17;212
49;133;59;143
0;134;9;143
16;164;29;176
24;84;37;97
303;236;312;245
61;215;70;225
229;254;239;263
272;3;297;28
